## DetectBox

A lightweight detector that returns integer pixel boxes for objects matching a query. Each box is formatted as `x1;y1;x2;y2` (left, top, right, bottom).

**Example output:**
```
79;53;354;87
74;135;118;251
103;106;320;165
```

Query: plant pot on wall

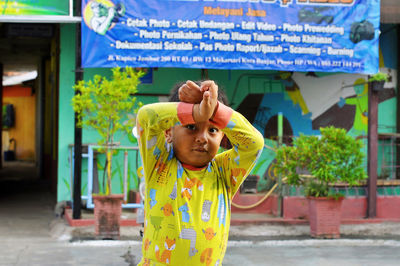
274;126;367;238
92;194;124;240
370;80;385;92
308;197;343;239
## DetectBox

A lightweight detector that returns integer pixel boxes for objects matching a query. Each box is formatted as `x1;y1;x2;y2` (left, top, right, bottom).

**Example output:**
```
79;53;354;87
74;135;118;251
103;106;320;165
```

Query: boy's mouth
193;147;207;152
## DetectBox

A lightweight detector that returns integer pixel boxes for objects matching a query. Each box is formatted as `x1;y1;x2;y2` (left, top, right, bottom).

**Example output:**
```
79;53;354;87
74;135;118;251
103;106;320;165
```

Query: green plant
72;67;143;195
368;72;389;82
274;126;367;198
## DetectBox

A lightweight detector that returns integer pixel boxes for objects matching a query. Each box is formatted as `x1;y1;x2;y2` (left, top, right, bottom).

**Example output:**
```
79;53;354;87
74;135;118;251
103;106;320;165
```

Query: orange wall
2;94;36;161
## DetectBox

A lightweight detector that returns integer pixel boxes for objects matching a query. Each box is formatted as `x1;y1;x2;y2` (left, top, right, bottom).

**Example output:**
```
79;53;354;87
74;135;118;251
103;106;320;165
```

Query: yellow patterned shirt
136;102;264;266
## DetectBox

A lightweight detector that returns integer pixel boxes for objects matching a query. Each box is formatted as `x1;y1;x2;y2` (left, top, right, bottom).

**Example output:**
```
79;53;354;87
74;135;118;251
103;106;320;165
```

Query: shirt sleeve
212;103;265;198
136;102;192;182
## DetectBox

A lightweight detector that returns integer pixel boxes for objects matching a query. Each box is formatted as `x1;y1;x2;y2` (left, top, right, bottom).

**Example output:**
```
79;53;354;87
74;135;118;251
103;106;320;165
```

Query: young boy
136;80;264;265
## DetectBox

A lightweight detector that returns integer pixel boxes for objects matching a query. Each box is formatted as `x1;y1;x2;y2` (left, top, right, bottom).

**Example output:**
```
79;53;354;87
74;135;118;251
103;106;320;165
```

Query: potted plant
368;72;389;92
275;126;367;238
72;67;143;239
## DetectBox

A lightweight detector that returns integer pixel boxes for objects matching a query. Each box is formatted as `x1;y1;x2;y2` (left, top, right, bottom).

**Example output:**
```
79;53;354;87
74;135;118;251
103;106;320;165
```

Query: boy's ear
165;128;173;143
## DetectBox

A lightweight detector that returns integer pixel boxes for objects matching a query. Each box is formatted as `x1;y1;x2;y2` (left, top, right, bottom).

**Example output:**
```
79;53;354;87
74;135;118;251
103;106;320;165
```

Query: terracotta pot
92;194;124;239
307;196;343;239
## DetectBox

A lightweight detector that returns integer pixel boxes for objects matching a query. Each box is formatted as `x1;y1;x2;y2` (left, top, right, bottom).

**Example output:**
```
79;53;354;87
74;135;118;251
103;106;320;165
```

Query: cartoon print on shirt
197;179;204;191
230;168;246;188
153;146;161;159
155;159;168;185
202;227;217;240
177;161;184;179
200;248;213;266
207;162;213;172
219;231;228;255
234;144;239;153
161;203;175;217
181;177;203;200
217;193;226;227
232;131;252;146
232;144;241;165
178;202;191;223
169;181;177;200
143;238;151;255
165;141;174;161
201;200;212;222
142;258;151;266
226;119;236;129
234;155;240;165
155;236;176;264
179;227;198;258
155;159;167;175
222;153;230;168
146;135;157;150
149;189;157;209
150;215;164;240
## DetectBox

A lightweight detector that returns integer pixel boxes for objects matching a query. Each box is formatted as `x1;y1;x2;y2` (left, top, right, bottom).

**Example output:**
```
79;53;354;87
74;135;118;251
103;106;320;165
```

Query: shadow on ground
0;161;55;238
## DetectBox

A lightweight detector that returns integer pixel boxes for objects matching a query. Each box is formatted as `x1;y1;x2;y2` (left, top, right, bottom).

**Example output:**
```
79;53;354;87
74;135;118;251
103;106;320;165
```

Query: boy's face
165;121;224;168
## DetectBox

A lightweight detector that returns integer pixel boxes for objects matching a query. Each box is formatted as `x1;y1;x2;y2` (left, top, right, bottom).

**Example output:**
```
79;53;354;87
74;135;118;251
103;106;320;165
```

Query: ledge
65;209;141;227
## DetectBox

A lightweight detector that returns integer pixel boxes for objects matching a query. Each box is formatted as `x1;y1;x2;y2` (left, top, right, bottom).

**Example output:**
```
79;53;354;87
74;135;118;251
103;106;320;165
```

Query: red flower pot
92;194;124;239
307;196;343;239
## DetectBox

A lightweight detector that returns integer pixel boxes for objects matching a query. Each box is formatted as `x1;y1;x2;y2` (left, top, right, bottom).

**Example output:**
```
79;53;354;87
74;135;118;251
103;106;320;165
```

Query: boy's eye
185;124;196;130
209;127;219;133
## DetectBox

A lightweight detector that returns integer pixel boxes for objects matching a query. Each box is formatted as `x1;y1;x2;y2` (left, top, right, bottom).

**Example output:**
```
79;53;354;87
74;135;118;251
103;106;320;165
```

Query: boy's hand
179;81;203;103
193;80;218;122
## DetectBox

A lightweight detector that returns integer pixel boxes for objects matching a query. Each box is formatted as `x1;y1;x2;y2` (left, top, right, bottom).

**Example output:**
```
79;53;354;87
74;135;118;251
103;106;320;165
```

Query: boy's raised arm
212;103;264;197
136;103;180;181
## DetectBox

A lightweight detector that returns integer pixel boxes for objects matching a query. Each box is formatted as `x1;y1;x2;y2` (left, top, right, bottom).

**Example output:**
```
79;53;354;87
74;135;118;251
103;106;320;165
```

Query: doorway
0;23;59;198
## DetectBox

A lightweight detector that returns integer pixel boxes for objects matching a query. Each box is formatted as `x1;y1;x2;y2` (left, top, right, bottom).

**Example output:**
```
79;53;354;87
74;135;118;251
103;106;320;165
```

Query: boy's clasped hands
178;80;219;123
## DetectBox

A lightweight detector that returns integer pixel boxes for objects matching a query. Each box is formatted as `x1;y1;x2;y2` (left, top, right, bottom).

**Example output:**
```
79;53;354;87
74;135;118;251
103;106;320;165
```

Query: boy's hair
168;80;229;106
169;80;232;149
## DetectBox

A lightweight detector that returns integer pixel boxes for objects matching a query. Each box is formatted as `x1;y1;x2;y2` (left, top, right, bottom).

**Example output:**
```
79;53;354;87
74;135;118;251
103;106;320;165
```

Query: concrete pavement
3;227;400;266
45;217;400;266
2;205;400;266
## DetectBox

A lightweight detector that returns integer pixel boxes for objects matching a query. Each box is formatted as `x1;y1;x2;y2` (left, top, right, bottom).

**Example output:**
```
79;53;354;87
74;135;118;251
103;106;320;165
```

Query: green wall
57;24;77;201
57;55;278;201
55;25;260;201
57;25;399;202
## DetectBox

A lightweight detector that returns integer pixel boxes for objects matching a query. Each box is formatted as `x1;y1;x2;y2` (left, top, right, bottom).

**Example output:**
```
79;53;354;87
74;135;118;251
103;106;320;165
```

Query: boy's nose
195;130;207;143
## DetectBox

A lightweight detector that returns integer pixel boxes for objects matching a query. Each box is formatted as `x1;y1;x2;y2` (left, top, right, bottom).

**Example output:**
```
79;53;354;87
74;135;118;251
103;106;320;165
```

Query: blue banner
81;0;380;74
